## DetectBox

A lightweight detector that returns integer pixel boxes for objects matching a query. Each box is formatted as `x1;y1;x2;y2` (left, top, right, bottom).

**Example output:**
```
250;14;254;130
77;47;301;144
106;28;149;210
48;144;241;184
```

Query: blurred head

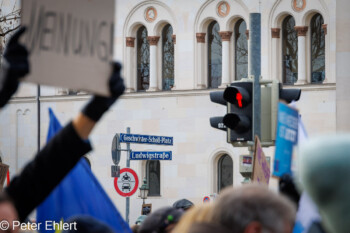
172;204;213;233
62;216;114;233
279;173;300;207
172;199;193;211
0;196;19;233
211;184;296;233
298;134;350;233
139;207;183;233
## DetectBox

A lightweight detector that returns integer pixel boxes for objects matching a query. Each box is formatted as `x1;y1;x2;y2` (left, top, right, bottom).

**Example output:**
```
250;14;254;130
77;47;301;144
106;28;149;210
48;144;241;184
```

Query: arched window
235;19;248;80
218;154;233;193
310;14;325;83
282;16;298;84
146;161;160;196
137;26;150;91
208;21;222;88
162;24;174;90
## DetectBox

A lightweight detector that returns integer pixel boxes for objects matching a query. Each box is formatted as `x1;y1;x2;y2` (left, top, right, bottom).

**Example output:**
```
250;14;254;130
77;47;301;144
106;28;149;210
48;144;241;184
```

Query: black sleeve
5;122;92;222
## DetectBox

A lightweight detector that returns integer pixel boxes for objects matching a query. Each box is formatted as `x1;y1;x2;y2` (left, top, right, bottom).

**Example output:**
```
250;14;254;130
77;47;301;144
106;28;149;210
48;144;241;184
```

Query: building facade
0;0;341;223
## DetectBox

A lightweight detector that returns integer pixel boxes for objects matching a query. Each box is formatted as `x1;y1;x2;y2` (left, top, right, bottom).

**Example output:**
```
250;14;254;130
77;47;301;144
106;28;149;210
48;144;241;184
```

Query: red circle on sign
114;168;139;197
203;196;210;203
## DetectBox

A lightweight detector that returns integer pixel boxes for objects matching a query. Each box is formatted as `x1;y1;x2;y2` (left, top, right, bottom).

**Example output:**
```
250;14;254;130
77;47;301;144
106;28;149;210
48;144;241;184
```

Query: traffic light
260;81;301;144
210;81;253;143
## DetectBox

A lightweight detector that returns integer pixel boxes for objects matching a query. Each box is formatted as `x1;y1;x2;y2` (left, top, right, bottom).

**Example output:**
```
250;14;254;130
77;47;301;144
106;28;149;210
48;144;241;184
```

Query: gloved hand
0;27;29;108
82;62;125;122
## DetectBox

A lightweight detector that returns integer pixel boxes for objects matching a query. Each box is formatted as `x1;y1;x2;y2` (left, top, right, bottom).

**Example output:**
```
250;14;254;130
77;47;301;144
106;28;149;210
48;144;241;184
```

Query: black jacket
5;122;92;221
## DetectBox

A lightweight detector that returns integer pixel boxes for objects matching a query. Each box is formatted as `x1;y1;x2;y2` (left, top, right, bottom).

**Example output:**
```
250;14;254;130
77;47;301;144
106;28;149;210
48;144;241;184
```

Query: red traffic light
236;92;243;108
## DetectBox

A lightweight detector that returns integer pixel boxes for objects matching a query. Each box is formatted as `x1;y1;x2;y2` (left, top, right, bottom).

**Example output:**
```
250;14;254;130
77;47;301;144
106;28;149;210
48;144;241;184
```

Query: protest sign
21;0;115;96
273;102;299;177
252;136;270;185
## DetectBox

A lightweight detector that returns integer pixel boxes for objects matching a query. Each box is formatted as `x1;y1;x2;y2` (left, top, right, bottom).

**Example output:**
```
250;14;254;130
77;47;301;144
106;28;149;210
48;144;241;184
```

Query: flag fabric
37;108;132;233
292;113;321;233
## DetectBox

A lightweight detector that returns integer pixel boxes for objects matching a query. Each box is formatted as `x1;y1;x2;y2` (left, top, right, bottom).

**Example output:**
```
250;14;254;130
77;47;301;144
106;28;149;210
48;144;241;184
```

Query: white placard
21;0;115;96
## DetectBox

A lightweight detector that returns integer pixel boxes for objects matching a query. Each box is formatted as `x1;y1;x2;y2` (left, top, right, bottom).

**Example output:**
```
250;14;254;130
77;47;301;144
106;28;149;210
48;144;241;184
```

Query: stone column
196;33;206;88
147;36;160;91
246;29;251;76
294;26;308;84
171;35;177;89
219;31;232;87
271;28;280;81
126;37;135;92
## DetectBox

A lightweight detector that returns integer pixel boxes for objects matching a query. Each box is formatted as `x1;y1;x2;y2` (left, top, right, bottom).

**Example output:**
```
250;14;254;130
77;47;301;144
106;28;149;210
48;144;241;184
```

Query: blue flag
37;108;131;233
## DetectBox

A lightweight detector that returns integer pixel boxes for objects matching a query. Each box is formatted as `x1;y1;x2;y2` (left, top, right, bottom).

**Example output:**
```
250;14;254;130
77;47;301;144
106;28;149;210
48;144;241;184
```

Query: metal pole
126;127;131;224
37;85;41;151
249;13;261;140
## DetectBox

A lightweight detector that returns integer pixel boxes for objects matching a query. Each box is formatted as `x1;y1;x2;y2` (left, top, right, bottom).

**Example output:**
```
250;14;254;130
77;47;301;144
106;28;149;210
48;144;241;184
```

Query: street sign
114;168;139;197
111;134;121;165
111;165;120;178
203;196;210;203
273;103;298;177
119;133;173;146
130;151;172;160
252;136;270;185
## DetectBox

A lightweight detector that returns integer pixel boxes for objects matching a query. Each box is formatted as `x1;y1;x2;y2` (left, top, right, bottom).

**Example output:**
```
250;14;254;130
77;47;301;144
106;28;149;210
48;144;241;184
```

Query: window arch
217;154;233;193
208;21;222;88
310;13;325;84
234;19;248;80
162;24;174;90
282;16;298;84
146;161;160;196
137;26;150;91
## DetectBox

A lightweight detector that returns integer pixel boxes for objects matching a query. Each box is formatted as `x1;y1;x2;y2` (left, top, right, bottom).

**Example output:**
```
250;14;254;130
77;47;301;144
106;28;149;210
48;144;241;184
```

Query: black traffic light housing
224;82;253;142
210;81;253;143
279;83;301;103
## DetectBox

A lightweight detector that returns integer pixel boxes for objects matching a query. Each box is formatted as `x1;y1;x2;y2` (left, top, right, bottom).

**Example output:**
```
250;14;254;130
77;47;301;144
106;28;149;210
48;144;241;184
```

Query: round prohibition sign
114;168;139;197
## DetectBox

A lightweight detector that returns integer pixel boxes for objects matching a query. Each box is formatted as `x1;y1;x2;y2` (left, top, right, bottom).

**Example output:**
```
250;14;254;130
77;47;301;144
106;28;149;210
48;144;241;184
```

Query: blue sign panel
130;151;172;160
119;133;173;146
273;102;298;177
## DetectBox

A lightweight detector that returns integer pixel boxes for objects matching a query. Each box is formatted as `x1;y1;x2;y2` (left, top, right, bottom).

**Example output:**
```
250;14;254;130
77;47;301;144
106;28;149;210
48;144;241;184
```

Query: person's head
211;184;296;233
298;134;350;233
172;204;213;233
0;198;19;233
62;215;114;233
279;173;300;207
139;207;183;233
172;199;193;211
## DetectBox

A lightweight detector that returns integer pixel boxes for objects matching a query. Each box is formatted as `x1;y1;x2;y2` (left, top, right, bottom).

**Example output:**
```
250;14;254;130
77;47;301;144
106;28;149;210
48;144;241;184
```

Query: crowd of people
1;28;350;233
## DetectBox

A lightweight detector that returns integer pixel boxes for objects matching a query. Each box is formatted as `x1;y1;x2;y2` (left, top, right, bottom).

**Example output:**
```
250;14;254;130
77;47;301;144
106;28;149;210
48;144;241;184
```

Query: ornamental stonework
219;31;233;41
217;1;230;17
126;37;135;47
322;24;327;35
294;26;308;36
196;33;206;43
292;0;306;12
145;7;157;22
271;28;281;38
147;36;160;45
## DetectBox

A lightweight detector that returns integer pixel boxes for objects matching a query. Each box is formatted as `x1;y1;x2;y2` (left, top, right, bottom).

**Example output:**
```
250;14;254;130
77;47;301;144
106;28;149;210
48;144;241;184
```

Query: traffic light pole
249;13;261;140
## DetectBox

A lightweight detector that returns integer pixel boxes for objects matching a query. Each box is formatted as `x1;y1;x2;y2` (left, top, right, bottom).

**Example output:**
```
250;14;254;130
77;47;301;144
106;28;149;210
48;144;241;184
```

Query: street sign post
130;151;172;160
114;168;139;197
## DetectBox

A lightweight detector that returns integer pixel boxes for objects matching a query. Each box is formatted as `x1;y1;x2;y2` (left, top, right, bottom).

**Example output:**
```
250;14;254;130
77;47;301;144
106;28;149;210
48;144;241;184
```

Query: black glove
0;27;29;108
82;62;125;122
